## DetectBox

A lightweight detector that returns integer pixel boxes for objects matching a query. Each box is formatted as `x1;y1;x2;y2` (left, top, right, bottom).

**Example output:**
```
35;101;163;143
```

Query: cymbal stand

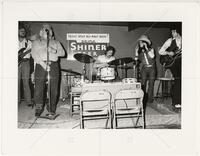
119;59;123;79
81;63;86;83
123;63;128;78
119;61;128;79
133;58;139;82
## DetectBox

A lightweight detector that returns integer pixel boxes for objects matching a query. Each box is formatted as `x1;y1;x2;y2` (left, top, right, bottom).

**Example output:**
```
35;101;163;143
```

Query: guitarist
159;26;182;109
18;26;32;106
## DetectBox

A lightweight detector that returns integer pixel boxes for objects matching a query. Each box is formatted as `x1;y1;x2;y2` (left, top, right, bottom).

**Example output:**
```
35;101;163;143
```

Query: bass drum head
100;67;115;80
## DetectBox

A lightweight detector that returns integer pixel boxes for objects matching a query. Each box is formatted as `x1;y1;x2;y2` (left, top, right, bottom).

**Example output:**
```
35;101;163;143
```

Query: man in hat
31;24;65;117
18;26;33;106
135;35;156;103
159;27;182;109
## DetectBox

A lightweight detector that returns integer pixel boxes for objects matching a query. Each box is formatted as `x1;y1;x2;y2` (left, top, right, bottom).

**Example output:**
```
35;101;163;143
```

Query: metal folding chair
80;90;112;129
113;89;144;129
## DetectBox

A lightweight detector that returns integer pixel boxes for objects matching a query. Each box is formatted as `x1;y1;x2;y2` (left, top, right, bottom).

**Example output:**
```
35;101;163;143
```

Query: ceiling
23;21;182;31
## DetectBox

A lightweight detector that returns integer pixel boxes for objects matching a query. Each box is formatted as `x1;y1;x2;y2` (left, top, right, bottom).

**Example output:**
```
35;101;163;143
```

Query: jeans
34;62;60;113
141;66;156;103
18;60;32;104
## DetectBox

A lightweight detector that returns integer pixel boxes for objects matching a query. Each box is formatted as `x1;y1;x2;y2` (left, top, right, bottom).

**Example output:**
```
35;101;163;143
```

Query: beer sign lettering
66;33;109;60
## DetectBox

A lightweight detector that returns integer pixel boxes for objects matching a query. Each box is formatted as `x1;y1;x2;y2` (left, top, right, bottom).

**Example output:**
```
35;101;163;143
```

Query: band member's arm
93;56;108;68
135;46;139;59
93;60;108;68
176;37;182;50
55;41;65;57
159;38;172;55
22;40;32;58
24;40;32;52
48;41;65;57
147;48;155;58
110;56;115;62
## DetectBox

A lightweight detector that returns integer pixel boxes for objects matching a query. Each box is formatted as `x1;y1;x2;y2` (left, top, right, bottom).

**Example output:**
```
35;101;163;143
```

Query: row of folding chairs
79;89;144;129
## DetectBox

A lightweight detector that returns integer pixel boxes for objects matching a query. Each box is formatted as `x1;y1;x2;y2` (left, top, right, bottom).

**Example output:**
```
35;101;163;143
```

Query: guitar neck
174;49;181;54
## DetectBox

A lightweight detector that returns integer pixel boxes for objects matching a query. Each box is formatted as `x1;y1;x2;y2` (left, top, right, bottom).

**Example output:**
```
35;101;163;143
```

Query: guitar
18;48;31;66
159;49;182;68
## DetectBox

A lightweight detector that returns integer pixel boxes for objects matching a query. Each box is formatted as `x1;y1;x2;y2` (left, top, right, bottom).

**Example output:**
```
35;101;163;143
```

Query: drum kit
74;53;139;81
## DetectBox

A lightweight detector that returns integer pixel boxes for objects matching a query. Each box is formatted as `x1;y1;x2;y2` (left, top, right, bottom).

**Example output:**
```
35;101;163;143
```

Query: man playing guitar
18;26;32;106
159;26;182;109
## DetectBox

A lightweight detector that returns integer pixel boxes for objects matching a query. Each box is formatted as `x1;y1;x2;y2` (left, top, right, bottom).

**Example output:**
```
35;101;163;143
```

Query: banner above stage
66;33;109;60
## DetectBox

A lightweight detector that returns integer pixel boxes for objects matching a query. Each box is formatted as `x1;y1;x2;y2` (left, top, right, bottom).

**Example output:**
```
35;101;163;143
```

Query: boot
35;103;44;117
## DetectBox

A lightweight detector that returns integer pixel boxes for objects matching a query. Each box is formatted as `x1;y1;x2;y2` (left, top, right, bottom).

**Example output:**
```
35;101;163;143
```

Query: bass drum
100;67;115;80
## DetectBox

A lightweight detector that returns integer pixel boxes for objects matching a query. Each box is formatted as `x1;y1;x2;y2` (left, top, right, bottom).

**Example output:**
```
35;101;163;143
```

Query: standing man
159;26;182;109
18;26;32;106
135;35;156;103
31;24;65;117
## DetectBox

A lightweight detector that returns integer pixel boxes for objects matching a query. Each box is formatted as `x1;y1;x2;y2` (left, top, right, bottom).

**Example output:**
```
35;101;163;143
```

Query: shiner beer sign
66;33;109;60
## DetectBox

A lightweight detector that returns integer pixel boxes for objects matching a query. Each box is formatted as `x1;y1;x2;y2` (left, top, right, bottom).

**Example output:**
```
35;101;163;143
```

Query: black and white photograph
1;1;200;156
18;21;182;129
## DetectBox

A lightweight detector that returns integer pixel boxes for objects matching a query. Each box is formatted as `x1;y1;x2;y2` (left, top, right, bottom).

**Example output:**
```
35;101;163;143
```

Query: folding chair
80;90;112;129
113;89;144;129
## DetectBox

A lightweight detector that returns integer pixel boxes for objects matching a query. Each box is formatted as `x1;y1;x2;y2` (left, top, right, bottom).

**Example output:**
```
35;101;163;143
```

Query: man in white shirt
18;26;32;106
135;35;156;103
31;24;65;117
93;46;116;80
159;26;182;109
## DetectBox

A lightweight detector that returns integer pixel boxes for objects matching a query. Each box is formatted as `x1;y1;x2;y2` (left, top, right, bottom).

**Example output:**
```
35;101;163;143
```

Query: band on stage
18;23;182;119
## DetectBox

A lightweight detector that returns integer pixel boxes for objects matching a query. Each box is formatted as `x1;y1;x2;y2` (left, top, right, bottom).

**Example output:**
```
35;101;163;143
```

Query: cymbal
74;53;95;64
108;57;134;66
61;69;82;75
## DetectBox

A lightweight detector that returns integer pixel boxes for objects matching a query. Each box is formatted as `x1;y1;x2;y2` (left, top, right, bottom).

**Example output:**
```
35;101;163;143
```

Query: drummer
93;45;116;80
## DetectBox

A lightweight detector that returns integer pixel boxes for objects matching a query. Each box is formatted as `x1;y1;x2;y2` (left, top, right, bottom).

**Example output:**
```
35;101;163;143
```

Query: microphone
45;29;49;35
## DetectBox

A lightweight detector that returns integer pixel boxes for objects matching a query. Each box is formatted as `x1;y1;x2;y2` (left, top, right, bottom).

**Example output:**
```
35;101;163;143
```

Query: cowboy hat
138;35;151;45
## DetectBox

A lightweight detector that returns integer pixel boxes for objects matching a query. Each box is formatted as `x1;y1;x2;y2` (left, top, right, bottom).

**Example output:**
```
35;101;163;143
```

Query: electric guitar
18;48;31;66
159;49;182;68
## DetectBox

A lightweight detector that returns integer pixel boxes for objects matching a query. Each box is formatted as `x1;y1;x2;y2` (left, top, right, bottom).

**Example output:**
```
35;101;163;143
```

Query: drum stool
155;69;174;102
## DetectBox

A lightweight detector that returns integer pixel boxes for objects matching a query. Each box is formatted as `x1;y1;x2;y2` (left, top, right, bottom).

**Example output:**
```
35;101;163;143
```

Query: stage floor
18;97;181;129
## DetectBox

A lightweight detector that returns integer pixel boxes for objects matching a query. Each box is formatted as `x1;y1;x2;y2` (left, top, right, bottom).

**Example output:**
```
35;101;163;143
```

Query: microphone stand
133;58;138;82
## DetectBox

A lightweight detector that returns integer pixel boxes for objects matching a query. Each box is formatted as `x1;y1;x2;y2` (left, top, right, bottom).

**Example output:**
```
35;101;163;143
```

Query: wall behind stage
30;22;170;78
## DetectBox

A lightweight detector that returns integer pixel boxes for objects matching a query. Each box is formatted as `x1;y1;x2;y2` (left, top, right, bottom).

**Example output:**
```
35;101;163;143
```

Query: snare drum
100;67;115;80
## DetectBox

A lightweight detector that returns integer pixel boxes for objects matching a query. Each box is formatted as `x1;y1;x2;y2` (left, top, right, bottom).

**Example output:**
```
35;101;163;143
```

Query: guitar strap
25;40;28;49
